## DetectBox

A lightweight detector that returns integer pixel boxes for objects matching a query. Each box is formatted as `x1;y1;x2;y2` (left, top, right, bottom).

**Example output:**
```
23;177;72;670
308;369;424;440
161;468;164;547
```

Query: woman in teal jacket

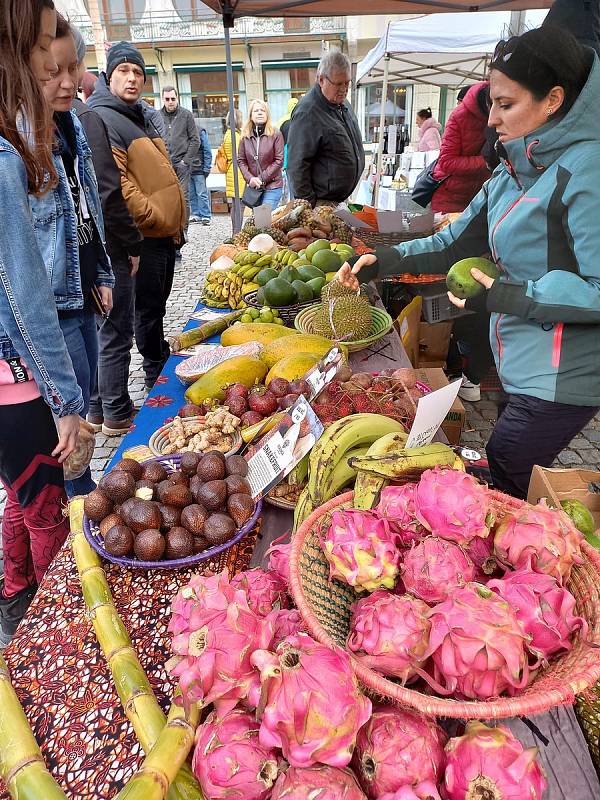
339;26;600;498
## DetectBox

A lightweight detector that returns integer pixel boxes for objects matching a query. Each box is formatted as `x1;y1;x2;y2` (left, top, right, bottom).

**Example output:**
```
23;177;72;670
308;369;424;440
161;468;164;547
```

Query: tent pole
223;5;242;234
373;53;390;209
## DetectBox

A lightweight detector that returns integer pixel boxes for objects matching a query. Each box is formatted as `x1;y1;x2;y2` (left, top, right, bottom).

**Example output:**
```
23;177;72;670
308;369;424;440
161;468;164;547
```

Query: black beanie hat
106;41;146;81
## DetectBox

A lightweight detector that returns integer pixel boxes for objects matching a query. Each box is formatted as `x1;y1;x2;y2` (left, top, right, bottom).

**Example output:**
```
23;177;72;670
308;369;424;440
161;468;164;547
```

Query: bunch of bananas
273;248;299;266
292;415;458;532
202;251;273;309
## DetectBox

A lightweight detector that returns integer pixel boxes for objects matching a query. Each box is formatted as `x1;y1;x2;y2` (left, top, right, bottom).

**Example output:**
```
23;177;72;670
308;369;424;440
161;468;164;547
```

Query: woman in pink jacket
416;108;442;151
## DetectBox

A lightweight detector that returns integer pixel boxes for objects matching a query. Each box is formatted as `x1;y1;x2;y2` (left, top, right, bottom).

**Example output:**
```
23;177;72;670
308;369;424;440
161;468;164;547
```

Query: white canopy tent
356;9;548;202
356;10;549;88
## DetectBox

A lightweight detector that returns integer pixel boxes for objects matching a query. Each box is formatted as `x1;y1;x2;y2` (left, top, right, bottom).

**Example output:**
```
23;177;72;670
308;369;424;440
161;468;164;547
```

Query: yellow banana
293;485;315;533
353;431;409;510
308;414;406;506
348;443;456;480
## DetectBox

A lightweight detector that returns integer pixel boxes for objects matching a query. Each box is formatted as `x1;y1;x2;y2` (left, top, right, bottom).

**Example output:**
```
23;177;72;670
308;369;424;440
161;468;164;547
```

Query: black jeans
135;237;175;387
486;394;599;499
453;311;494;385
90;238;174;421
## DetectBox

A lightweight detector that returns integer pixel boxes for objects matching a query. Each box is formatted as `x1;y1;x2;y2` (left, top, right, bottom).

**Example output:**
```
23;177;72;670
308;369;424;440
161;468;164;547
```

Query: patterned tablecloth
0;294;411;799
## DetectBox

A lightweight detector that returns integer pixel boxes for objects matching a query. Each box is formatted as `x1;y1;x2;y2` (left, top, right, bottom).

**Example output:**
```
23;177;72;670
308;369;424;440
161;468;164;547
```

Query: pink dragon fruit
320;509;401;592
494;500;584;584
167;570;273;713
192;708;279;800
463;534;498;576
377;783;442;800
266;534;292;584
230;567;289;617
488;569;588;660
443;721;547;800
251;632;372;768
267;607;305;647
347;590;431;683
401;537;476;604
271;765;367;799
415;468;493;545
421;582;532;700
376;484;426;546
351;705;447;799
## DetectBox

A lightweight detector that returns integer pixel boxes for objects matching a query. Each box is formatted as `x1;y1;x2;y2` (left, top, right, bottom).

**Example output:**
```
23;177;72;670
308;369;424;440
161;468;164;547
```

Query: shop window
177;70;247;148
141;74;160;108
264;66;316;126
363;83;410;144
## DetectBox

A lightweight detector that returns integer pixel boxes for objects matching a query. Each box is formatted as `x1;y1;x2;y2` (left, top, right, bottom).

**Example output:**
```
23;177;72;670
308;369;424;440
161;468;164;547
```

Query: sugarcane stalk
115;701;200;800
70;499;203;800
0;653;67;800
170;310;243;352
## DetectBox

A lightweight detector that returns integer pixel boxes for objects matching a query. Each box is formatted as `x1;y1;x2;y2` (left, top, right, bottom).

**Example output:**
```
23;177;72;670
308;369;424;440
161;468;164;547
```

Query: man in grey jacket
287;51;364;206
160;86;199;210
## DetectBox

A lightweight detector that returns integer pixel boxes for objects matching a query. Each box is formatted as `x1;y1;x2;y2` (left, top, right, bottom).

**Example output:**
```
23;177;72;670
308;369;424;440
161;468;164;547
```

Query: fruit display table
2;294;599;800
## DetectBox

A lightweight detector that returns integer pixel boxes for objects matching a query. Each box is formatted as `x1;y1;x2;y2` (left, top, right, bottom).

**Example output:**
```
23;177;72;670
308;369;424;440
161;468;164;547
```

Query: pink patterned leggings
0;398;70;597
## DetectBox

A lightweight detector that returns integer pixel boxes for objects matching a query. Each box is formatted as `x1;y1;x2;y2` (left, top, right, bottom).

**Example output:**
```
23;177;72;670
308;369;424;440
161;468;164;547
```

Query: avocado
307;277;326;297
297;265;326;282
311;249;343;273
256;286;265;304
446;258;501;299
305;240;331;261
560;499;596;539
263;277;297;307
256;267;279;287
292;280;314;303
280;265;301;284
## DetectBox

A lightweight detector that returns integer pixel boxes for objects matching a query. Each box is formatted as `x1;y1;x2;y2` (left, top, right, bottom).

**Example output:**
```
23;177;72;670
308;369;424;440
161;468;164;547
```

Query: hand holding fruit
447;268;495;309
53;414;81;463
336;254;377;291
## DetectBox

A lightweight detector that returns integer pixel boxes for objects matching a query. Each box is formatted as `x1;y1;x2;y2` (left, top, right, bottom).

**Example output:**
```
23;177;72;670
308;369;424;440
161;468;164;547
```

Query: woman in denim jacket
0;0;84;646
33;17;114;497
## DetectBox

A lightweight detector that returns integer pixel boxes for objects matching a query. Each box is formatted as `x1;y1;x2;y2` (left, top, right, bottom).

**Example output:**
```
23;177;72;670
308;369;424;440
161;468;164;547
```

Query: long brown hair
0;0;57;194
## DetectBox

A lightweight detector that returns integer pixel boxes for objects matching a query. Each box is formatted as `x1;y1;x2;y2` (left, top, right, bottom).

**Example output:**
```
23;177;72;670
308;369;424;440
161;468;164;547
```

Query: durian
312;282;373;342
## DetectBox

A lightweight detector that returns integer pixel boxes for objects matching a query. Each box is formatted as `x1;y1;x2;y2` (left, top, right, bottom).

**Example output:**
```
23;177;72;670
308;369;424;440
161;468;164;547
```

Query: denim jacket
29;111;114;310
0;137;84;417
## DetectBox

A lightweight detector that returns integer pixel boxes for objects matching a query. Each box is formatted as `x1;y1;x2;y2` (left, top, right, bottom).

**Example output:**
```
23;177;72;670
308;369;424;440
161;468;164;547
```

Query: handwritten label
405;379;461;449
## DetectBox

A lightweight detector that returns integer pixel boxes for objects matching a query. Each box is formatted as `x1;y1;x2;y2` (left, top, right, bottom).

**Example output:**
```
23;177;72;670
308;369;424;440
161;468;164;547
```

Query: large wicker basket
289;490;600;720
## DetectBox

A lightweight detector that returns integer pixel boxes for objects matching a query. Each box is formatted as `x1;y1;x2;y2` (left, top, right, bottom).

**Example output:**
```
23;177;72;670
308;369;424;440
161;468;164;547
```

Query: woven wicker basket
244;290;314;327
357;227;433;249
148;416;242;458
293;304;393;353
289;490;600;720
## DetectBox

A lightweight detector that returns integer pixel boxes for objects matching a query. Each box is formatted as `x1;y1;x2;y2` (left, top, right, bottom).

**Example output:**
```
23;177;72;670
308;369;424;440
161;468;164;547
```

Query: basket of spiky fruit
294;282;393;352
288;449;600;720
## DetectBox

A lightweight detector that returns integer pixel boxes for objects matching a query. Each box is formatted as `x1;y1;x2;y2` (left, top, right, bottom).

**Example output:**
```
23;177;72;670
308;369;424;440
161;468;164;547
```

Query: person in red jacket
431;82;490;213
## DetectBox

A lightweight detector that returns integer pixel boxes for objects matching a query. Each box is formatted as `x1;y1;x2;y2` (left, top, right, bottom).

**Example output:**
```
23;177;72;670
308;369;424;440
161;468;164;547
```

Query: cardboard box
415;367;465;445
418;321;453;367
527;466;600;529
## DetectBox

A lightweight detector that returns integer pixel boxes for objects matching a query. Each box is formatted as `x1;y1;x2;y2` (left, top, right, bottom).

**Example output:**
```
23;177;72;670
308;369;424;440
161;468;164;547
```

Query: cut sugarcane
0;653;68;800
70;499;203;800
171;309;243;352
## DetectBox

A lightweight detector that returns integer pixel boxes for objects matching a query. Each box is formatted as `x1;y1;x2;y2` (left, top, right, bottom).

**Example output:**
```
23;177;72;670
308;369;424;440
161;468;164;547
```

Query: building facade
57;2;452;148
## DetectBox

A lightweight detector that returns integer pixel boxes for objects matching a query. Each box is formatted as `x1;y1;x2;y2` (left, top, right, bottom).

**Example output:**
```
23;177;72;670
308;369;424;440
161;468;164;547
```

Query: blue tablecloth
108;303;231;469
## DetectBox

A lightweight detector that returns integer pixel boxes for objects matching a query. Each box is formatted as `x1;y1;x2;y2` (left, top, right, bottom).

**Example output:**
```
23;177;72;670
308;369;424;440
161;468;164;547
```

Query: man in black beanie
542;0;600;55
88;42;186;436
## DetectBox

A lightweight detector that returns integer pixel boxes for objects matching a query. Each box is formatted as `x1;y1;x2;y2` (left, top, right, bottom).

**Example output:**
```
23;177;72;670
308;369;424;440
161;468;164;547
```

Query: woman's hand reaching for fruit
336;254;378;291
448;268;495;309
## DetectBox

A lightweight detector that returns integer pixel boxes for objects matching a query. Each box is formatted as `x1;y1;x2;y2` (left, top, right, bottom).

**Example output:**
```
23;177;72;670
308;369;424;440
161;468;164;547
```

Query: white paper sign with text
405;379;461;449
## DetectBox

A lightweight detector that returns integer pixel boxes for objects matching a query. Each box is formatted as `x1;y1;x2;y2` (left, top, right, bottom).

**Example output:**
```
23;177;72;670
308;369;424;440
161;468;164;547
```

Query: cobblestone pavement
0;214;599;528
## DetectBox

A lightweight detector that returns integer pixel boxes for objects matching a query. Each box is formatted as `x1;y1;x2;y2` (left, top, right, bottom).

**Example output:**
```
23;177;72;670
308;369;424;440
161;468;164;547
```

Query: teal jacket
364;51;600;407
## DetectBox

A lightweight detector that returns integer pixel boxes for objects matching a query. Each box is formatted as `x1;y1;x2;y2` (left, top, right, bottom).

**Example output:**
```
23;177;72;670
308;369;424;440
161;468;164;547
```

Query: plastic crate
408;282;469;323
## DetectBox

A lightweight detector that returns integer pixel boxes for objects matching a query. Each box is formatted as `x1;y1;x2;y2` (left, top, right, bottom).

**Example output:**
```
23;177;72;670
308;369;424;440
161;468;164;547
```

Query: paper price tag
405;379;461;449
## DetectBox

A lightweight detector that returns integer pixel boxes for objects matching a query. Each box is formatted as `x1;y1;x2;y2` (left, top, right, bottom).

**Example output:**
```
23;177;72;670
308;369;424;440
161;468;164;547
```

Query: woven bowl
83;454;261;570
294;305;393;353
148;416;242;458
244;290;314;327
289;490;600;720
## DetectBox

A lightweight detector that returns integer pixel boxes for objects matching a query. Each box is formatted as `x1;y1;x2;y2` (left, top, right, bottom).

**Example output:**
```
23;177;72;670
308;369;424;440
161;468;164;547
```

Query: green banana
293;485;315;533
353;431;409;510
308;414;406;507
243;252;261;265
325;445;370;499
349;443;456;480
288;453;310;487
243;265;262;280
254;254;273;268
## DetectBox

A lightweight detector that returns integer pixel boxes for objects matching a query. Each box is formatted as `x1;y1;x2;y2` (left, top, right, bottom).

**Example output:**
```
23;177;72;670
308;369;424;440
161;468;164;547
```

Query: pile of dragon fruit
167;565;548;799
322;467;588;701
